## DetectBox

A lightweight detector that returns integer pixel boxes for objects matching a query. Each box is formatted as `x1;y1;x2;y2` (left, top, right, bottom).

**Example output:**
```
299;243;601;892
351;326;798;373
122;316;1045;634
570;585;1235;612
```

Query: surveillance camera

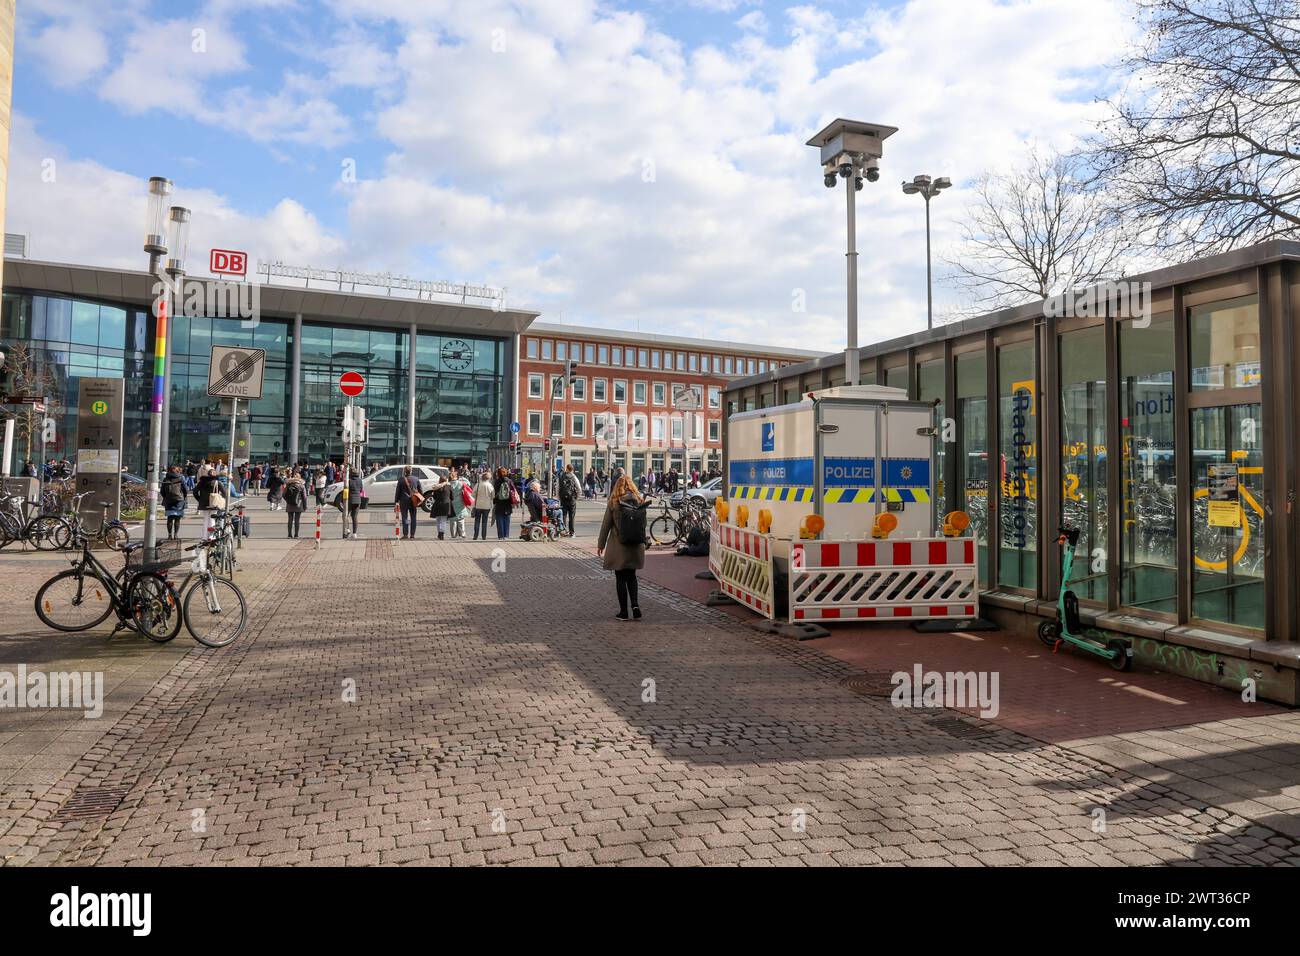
824;173;837;188
864;157;880;182
854;176;863;191
866;168;879;183
838;163;853;179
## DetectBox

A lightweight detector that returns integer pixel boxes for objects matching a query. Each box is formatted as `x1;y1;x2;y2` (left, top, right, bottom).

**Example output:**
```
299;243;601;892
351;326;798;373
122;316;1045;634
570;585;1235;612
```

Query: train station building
723;239;1300;702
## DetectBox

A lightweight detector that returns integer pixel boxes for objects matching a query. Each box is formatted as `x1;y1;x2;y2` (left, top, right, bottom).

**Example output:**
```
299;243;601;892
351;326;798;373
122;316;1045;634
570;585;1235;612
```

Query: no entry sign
339;371;366;396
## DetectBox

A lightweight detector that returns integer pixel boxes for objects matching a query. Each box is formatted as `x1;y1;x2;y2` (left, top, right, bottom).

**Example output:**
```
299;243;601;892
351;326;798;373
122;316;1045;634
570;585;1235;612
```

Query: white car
669;476;723;508
323;464;449;506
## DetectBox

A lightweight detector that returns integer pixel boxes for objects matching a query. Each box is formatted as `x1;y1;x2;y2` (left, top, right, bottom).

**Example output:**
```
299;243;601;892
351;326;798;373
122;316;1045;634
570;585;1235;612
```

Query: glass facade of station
1;290;510;473
724;252;1290;640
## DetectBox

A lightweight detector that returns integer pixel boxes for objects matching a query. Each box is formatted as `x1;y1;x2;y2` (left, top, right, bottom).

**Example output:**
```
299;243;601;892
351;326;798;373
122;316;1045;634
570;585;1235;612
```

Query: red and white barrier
314;506;321;550
394;503;401;541
788;537;977;621
709;512;775;619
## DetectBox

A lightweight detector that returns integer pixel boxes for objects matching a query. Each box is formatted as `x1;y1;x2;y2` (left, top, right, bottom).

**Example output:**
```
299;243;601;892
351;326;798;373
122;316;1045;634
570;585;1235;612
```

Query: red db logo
210;249;247;276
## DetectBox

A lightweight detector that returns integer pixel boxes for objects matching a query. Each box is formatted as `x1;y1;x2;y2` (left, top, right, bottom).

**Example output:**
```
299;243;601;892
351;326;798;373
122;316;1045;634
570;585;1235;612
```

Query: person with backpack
283;470;308;538
266;466;284;511
558;464;581;537
161;465;186;540
597;473;649;621
492;466;516;539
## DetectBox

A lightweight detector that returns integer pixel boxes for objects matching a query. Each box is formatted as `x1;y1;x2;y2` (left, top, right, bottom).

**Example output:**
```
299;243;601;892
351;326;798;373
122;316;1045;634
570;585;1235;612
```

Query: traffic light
544;438;551;451
566;359;578;385
335;407;352;442
352;406;367;444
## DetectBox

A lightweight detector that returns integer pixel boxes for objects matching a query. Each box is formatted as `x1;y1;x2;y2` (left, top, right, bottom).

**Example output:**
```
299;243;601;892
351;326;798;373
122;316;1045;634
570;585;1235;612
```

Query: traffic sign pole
227;398;238;498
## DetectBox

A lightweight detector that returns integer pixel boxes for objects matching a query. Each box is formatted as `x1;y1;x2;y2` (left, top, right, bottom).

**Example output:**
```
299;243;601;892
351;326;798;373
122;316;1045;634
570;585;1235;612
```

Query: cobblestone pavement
1;538;1298;866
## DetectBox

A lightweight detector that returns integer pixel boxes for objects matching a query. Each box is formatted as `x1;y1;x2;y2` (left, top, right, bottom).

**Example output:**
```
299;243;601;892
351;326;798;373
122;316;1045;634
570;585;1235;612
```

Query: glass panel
998;342;1036;589
71;300;100;345
1059;326;1107;603
1119;312;1176;613
917;359;945;519
1189;295;1260;390
957;351;989;584
1191;403;1264;629
99;305;127;348
45;297;72;342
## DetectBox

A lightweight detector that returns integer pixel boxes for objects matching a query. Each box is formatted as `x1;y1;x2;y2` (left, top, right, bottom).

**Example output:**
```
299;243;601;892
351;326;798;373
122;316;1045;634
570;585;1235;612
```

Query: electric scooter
1038;526;1132;671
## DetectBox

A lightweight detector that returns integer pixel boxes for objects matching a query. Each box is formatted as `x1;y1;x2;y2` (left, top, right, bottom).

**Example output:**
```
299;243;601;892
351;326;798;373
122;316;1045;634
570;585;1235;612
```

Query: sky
10;0;1139;354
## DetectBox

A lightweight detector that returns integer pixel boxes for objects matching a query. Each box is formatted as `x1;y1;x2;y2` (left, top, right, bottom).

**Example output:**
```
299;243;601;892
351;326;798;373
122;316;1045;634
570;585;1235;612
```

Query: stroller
521;496;565;541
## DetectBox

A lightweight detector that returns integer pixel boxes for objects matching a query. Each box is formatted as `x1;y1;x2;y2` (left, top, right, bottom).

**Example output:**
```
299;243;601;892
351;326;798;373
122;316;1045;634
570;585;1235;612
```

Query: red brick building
516;322;822;480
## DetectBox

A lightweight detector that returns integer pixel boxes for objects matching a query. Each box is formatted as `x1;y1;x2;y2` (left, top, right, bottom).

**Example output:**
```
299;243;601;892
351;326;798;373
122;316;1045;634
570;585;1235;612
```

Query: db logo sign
210;249;248;277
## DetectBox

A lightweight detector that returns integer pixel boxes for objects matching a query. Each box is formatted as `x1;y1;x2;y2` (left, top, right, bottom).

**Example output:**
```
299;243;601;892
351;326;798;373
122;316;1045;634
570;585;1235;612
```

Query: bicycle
647;496;702;547
205;508;240;577
33;535;182;642
60;494;131;551
171;537;249;648
0;494;72;551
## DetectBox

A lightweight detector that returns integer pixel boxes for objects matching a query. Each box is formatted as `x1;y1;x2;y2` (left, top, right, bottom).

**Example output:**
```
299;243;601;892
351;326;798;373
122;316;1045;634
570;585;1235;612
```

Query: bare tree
2;343;59;463
1088;0;1300;257
942;147;1129;315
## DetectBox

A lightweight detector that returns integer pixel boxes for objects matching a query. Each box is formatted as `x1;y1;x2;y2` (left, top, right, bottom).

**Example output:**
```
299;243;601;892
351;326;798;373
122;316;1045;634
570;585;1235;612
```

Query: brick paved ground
1;536;1298;866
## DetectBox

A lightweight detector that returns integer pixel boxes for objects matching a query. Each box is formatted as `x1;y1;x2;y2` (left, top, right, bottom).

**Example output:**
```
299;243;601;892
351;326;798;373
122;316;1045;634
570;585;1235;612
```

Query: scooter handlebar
1057;525;1081;546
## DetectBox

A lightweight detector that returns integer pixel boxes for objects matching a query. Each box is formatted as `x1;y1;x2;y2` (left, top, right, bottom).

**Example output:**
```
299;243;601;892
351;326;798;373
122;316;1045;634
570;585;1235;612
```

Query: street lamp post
807;120;897;386
141;178;190;554
901;174;951;331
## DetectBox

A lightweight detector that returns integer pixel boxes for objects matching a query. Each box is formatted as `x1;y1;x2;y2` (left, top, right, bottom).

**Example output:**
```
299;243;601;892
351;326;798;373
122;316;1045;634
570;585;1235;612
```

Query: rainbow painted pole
142;286;168;551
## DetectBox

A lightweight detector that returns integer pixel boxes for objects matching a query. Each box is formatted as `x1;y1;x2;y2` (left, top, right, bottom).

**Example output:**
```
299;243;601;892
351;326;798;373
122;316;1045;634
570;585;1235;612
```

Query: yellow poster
1207;500;1241;528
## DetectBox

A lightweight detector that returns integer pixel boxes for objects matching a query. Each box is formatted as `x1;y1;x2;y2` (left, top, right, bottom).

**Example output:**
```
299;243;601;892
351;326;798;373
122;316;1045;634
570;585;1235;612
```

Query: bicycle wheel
183;575;247;648
126;573;181;643
35;570;115;631
648;515;677;546
31;516;71;551
104;524;130;550
0;511;20;549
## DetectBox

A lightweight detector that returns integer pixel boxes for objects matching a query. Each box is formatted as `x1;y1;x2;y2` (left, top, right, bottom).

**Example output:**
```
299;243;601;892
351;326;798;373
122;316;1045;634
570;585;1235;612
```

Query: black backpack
616;498;649;546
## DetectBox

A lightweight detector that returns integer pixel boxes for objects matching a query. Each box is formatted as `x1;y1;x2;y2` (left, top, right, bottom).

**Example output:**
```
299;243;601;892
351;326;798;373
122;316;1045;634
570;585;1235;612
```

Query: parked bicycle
60;494;131;551
647;495;709;547
0;493;72;551
171;537;249;647
33;535;182;642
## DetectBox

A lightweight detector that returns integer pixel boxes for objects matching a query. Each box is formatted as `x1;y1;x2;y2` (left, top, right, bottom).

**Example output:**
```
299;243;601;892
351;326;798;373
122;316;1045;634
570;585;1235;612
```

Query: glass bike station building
0;259;536;473
724;240;1300;704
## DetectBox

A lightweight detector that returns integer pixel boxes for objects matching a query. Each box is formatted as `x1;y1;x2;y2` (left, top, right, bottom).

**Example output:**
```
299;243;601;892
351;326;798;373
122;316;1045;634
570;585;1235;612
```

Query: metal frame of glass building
723;239;1300;704
0;259;537;474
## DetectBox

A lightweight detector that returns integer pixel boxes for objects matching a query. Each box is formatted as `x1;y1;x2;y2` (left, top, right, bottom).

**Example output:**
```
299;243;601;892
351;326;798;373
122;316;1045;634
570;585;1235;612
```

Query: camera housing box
807;119;898;169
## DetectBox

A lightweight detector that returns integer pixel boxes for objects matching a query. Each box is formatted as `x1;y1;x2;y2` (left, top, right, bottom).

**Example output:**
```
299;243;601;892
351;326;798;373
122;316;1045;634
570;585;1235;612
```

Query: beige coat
598;500;646;571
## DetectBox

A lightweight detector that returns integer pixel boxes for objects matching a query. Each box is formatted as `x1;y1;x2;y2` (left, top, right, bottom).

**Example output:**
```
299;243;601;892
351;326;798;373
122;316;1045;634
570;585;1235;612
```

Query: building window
690;353;699;372
650;350;661;370
708;386;720;409
571;413;586;438
593;378;607;402
759;360;767;373
671;417;683;442
918;359;945;518
1059;326;1107;604
634;381;647;404
556;341;567;362
550;412;563;437
571;377;586;401
585;344;595;363
638;349;648;367
663;352;673;371
1120;312;1176;614
652;417;665;442
614;379;628;404
632;416;646;441
958;351;989;584
653;382;666;405
708;419;720;442
1190;295;1260;390
598;344;609;365
724;357;733;375
998;341;1037;591
612;347;622;366
527;411;542;435
526;338;539;359
528;373;543;399
541;339;553;361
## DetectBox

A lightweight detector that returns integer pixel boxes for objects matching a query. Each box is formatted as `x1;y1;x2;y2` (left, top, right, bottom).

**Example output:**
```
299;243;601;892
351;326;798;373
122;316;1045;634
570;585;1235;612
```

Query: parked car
669;476;723;508
322;464;449;506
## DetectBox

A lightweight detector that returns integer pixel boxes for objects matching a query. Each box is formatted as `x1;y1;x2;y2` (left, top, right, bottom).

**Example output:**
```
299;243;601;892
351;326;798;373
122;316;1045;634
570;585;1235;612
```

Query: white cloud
7;114;346;273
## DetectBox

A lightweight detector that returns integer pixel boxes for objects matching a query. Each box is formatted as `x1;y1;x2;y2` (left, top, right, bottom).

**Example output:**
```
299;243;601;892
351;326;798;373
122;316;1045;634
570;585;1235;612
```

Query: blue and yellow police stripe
730;486;930;503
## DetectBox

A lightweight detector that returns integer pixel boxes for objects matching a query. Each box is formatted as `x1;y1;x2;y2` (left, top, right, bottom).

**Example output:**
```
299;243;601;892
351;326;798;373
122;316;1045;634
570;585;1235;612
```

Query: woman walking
162;465;186;540
283;470;307;538
426;473;452;540
266;466;284;511
597;474;647;621
395;464;420;540
448;469;471;539
472;471;494;540
492;466;515;539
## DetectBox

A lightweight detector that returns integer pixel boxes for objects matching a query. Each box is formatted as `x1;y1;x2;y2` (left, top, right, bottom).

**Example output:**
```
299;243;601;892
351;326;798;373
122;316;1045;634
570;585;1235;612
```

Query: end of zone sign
207;345;267;400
